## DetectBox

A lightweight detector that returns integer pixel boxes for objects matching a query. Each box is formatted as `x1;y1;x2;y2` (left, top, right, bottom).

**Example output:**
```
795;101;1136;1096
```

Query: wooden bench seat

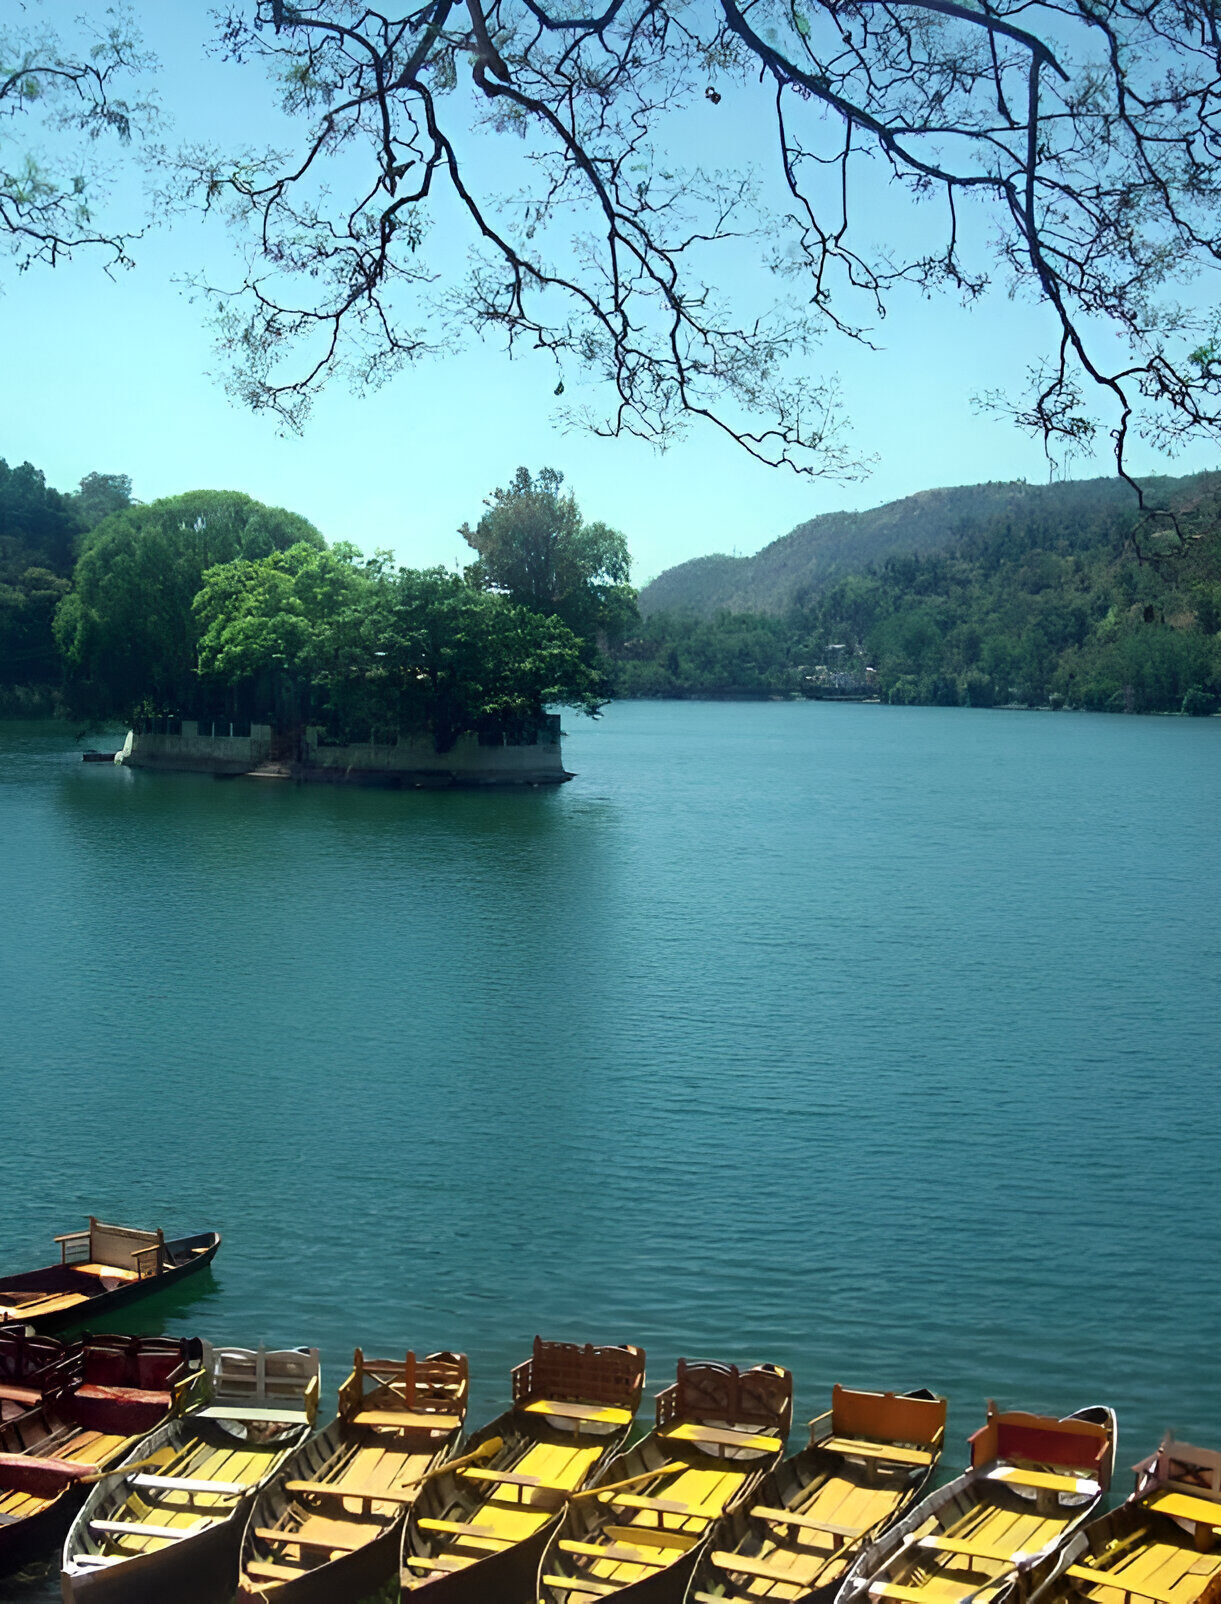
254;1526;363;1553
712;1549;819;1585
1147;1491;1221;1527
286;1479;417;1504
661;1421;780;1453
246;1560;307;1582
522;1399;634;1427
418;1516;508;1543
405;1554;476;1574
75;1264;140;1283
558;1538;669;1567
604;1525;696;1550
0;1384;40;1407
870;1583;969;1604
91;1517;203;1541
353;1409;462;1431
751;1504;866;1538
543;1575;620;1596
1065;1565;1182;1602
824;1438;934;1467
919;1534;1017;1564
599;1492;699;1516
130;1473;244;1496
989;1466;1100;1496
461;1467;566;1491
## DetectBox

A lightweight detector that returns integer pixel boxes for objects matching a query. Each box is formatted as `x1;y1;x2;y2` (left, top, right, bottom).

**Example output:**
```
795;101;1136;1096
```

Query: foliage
54;490;324;720
460;467;636;651
71;472;133;531
614;476;1221;713
0;7;156;274
163;1;1221;494
194;542;602;751
0;458;83;686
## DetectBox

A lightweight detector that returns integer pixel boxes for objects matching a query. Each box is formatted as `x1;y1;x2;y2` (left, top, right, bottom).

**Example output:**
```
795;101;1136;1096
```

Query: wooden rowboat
687;1384;947;1604
0;1335;202;1578
400;1337;647;1603
61;1341;319;1604
838;1402;1117;1604
236;1348;469;1602
535;1356;794;1604
1019;1434;1221;1604
0;1217;220;1334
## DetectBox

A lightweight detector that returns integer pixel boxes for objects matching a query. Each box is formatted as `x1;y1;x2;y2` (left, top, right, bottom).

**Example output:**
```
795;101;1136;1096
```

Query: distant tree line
614;485;1221;716
0;457;635;747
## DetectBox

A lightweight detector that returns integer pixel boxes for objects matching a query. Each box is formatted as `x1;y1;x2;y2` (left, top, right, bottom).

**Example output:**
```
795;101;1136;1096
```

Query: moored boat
687;1383;947;1604
0;1217;220;1334
838;1401;1117;1604
535;1356;794;1604
61;1340;319;1604
1020;1434;1221;1604
401;1337;647;1603
237;1347;469;1602
0;1335;202;1578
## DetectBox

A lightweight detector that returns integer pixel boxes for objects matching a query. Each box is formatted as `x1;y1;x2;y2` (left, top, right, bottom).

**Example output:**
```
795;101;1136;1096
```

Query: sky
2;2;1218;584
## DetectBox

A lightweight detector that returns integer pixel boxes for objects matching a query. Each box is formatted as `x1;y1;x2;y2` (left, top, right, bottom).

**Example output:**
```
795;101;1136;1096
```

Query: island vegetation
1;457;632;748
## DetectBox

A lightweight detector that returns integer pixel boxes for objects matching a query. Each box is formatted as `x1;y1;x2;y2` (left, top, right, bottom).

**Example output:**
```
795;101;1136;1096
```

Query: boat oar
397;1435;504;1491
80;1453;172;1485
567;1462;685;1504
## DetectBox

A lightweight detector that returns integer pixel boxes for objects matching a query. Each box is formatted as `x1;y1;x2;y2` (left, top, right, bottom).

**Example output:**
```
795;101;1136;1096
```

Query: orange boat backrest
656;1359;793;1438
970;1408;1110;1475
512;1338;646;1412
831;1386;947;1447
342;1349;469;1422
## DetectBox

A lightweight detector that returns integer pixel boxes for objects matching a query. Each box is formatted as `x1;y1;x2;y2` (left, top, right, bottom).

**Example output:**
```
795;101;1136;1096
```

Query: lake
2;702;1219;1597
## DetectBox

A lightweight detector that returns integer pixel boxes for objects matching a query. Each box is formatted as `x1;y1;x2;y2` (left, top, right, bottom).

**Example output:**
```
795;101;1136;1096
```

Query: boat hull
1;1232;220;1336
238;1520;401;1604
61;1492;249;1604
0;1487;82;1579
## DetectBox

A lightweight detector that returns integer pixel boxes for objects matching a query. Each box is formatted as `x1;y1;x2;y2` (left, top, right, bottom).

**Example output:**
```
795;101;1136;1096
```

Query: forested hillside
618;473;1221;713
638;475;1212;618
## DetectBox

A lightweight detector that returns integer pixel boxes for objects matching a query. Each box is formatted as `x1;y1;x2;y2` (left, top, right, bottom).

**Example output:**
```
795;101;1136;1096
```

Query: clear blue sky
2;2;1217;583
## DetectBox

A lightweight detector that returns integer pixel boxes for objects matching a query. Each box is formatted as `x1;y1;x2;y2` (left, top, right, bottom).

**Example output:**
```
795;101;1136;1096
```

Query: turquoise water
2;703;1220;1595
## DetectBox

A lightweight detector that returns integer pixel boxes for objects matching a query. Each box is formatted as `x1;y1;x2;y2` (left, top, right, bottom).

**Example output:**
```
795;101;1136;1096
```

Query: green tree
461;468;636;651
196;547;601;752
71;473;133;531
55;490;324;720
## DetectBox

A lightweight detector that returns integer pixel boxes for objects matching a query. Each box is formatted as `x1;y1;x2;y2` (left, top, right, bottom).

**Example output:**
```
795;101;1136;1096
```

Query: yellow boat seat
989;1467;1101;1495
543;1575;620;1595
352;1409;462;1431
1065;1565;1182;1602
558;1538;668;1566
751;1504;866;1538
253;1526;362;1553
522;1400;634;1427
824;1439;933;1467
919;1535;1020;1564
661;1422;779;1453
599;1493;702;1517
712;1550;822;1585
285;1479;418;1504
871;1583;973;1604
1146;1492;1221;1527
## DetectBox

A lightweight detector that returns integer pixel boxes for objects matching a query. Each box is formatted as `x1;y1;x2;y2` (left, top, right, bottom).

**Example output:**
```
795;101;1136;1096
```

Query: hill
639;474;1207;617
617;470;1221;712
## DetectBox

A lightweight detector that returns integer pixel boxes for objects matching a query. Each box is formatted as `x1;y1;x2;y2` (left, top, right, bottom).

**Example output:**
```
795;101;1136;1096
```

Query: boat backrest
77;1336;199;1392
829;1385;947;1448
970;1407;1111;1477
656;1359;793;1438
1135;1433;1221;1501
200;1342;321;1421
0;1330;64;1385
341;1349;469;1422
512;1338;646;1412
86;1218;165;1277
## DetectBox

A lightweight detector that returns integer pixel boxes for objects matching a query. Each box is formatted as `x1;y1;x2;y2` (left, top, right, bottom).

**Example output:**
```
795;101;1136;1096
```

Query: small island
42;468;636;787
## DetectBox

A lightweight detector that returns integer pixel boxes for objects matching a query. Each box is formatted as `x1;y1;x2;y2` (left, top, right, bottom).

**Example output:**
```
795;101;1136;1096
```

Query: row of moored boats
4;1328;1221;1604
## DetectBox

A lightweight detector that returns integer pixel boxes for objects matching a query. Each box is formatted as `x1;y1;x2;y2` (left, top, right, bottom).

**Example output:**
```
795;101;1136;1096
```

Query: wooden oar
397;1435;504;1491
568;1461;686;1504
80;1452;173;1485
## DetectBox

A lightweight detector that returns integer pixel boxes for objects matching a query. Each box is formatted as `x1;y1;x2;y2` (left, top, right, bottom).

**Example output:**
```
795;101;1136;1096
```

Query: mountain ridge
638;474;1210;617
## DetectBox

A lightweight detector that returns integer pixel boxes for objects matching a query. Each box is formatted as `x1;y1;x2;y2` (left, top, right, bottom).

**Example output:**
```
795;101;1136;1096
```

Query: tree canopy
155;0;1221;511
54;489;324;720
461;467;636;648
194;541;602;749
